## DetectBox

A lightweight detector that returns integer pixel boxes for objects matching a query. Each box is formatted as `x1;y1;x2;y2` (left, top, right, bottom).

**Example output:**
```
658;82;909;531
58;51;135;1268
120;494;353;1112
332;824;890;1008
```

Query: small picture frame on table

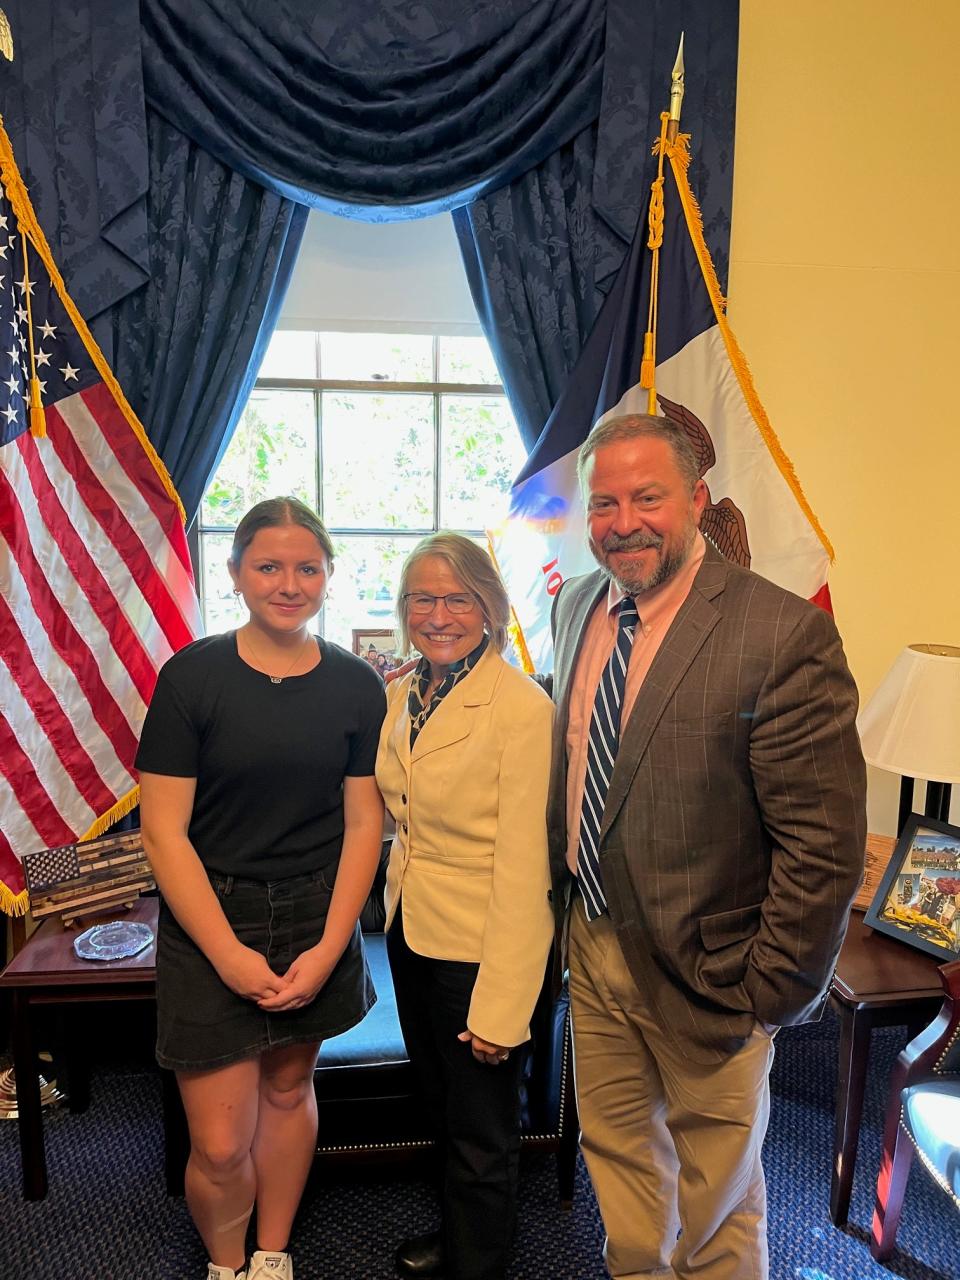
864;813;960;962
352;628;403;676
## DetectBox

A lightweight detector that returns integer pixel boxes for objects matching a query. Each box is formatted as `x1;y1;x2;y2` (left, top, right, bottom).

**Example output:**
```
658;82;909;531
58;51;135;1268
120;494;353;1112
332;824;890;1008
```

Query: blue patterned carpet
0;1011;955;1279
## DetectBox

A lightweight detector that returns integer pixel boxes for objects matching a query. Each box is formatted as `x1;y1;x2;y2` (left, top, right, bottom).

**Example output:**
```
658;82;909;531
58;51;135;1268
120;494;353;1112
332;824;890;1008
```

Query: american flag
0;133;202;914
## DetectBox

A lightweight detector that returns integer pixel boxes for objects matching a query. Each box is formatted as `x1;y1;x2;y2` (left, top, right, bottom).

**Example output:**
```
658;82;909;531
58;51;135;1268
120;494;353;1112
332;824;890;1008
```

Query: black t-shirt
135;632;386;880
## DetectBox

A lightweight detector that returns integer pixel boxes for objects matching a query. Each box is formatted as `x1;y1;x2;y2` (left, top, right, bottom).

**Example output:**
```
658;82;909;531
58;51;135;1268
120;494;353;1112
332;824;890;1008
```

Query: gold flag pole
639;34;685;414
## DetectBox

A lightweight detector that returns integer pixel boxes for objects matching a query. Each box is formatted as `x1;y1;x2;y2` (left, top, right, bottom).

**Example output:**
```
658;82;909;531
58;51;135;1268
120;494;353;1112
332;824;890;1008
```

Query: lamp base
0;1065;65;1120
898;777;953;834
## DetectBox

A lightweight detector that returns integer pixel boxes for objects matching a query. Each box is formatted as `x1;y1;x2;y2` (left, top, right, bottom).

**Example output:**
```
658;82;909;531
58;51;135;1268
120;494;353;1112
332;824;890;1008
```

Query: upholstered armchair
871;957;960;1261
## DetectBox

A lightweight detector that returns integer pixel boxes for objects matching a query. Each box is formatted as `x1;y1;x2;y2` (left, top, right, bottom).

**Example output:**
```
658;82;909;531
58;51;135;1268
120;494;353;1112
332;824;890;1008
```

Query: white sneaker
206;1265;246;1280
246;1251;293;1280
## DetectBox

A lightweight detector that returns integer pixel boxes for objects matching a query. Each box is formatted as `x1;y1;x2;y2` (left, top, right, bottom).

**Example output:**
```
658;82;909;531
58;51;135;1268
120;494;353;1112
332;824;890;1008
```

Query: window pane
438;334;501;385
324;534;420;652
320;332;433;383
201;391;316;528
257;330;318;379
322;392;434;529
439;395;526;530
199;533;247;634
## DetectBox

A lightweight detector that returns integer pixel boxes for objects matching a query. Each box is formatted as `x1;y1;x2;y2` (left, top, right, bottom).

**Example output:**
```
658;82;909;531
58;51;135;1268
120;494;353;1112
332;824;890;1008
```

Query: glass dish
73;919;154;962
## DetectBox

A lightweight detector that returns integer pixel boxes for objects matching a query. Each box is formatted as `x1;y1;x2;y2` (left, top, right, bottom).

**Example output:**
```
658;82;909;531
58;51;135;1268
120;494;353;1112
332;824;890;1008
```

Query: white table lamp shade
857;644;960;785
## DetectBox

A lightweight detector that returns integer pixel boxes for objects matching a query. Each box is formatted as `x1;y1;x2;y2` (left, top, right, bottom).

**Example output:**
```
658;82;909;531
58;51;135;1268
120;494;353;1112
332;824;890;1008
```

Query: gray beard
596;524;696;597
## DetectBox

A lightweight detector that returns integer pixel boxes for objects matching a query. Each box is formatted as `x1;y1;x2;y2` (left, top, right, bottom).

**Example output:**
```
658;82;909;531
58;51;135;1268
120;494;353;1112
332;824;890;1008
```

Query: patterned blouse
408;634;490;748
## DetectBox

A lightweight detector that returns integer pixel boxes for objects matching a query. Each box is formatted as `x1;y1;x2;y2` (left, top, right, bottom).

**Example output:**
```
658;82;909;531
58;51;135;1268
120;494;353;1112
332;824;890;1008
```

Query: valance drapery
140;0;607;217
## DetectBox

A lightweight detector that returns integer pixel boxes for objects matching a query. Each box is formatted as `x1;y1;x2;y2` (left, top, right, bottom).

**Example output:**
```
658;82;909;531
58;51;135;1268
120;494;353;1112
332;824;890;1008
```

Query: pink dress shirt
564;533;707;873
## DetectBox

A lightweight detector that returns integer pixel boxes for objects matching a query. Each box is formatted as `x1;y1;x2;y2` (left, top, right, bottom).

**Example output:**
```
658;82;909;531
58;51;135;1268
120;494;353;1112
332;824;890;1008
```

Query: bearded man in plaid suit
547;414;866;1280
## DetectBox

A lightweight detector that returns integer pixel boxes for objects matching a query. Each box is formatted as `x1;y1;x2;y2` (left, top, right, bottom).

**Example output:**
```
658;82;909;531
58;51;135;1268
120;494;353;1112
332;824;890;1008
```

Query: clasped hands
218;944;515;1059
217;941;335;1012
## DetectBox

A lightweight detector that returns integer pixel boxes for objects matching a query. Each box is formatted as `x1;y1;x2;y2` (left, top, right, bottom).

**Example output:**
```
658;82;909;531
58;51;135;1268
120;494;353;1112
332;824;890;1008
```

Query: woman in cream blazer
376;533;553;1280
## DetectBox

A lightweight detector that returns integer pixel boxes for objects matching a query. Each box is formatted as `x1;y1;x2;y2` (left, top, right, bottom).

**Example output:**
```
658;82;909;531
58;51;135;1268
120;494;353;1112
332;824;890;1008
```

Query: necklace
241;630;312;684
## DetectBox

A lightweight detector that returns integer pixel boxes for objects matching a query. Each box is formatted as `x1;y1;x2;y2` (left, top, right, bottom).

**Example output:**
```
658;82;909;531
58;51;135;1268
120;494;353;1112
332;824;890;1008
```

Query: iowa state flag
0;120;202;914
492;133;832;674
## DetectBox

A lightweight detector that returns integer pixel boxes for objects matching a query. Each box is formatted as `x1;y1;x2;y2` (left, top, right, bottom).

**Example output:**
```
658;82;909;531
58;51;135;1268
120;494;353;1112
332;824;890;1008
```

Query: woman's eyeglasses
402;592;478;615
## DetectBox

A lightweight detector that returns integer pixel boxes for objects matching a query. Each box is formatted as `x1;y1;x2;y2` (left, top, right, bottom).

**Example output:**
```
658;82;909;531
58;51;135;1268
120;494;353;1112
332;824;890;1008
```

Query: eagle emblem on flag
657;393;751;569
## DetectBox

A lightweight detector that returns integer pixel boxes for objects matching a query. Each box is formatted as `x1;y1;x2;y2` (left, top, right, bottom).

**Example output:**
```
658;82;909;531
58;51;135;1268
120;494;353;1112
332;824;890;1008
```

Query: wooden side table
828;909;943;1226
0;896;159;1199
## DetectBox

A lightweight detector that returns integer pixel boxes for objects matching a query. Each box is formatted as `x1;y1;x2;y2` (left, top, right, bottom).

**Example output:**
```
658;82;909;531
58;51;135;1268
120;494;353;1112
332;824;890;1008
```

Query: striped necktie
577;597;639;920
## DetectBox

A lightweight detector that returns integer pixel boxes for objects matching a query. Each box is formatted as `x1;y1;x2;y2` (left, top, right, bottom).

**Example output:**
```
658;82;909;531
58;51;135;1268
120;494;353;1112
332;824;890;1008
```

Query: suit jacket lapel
554;571;608;729
601;546;728;838
388;678;413;780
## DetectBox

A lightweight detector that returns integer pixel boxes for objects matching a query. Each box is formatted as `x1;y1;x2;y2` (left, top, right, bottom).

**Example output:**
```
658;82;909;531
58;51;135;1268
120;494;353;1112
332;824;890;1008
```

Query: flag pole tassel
640;114;670;413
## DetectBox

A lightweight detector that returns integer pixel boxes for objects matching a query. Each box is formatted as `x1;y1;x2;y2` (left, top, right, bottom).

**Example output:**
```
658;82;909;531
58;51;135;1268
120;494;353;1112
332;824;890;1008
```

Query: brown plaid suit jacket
547;543;867;1061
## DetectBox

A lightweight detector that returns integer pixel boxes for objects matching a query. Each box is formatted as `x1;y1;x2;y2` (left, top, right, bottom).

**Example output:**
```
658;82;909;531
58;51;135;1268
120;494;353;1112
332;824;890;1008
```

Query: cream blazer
375;645;554;1048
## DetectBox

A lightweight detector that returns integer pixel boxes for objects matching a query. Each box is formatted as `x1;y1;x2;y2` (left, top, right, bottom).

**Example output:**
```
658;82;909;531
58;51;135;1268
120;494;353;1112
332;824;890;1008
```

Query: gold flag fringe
507;617;535;677
659;134;835;562
0;880;28;917
79;785;141;843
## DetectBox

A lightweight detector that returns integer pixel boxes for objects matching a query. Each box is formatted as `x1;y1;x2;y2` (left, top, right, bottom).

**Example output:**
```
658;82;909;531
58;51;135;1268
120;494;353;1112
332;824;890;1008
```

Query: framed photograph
352;628;404;676
864;814;960;962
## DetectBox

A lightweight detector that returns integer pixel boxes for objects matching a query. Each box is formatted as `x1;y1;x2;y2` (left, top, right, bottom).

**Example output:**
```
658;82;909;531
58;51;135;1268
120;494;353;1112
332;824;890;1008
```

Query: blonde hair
395;533;510;656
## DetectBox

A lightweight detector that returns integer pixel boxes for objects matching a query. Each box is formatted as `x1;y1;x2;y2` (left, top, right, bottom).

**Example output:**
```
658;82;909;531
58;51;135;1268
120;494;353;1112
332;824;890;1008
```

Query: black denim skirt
155;865;376;1072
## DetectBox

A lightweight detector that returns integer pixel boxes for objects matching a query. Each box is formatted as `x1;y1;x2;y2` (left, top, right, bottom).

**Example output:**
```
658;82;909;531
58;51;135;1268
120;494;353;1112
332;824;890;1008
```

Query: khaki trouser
569;899;775;1280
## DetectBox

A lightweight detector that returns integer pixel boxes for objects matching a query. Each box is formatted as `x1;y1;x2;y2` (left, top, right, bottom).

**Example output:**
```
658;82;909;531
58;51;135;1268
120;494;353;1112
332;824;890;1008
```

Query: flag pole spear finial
0;9;14;62
668;32;684;142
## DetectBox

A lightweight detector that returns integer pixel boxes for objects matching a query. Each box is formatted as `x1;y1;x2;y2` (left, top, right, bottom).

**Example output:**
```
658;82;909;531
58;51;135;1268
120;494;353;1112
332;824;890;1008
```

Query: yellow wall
728;1;960;833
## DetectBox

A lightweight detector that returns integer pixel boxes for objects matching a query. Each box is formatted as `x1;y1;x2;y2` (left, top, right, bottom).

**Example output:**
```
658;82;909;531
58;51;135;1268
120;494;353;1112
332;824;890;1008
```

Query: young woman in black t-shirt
137;497;386;1280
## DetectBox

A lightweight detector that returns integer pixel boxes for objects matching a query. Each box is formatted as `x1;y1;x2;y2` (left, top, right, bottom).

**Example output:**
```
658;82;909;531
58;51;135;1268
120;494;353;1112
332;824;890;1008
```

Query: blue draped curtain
453;124;606;448
99;110;307;523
